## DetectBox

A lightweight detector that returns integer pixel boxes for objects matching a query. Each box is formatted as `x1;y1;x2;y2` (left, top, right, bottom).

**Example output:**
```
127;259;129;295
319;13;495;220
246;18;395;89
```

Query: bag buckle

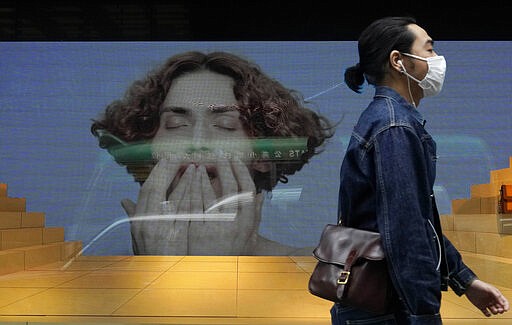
337;271;350;285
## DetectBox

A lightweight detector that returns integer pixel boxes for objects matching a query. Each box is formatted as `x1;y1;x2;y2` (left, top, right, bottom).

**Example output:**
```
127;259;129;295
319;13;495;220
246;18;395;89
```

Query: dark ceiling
1;1;510;41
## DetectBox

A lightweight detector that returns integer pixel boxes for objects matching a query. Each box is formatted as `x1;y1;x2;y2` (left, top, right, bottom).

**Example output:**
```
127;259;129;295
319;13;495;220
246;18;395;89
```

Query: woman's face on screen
151;69;254;198
152;69;252;162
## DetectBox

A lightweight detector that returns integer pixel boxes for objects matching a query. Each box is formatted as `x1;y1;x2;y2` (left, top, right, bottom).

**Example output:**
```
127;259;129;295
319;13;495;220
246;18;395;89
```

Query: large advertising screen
1;41;511;255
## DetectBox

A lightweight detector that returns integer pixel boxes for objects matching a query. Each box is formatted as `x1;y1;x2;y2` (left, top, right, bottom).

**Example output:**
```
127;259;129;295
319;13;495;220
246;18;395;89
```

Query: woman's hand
121;158;189;255
122;156;260;255
187;157;261;255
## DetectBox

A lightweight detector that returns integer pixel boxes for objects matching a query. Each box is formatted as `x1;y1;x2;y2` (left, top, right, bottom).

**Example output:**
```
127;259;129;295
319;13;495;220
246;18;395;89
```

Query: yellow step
444;230;476;253
21;212;45;228
451;197;498;214
470;183;501;198
0;183;6;197
61;240;83;261
0;227;43;250
0;197;26;212
481;196;498;213
0;240;83;275
440;214;453;231
452;197;480;214
0;211;22;229
0;249;25;275
16;243;62;269
475;232;512;259
490;167;512;184
0;212;47;229
43;227;65;244
452;214;501;233
445;229;512;259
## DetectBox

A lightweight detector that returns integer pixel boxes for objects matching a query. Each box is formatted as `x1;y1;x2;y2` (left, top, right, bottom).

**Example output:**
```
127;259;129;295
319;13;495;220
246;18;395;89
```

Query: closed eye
214;124;238;131
212;116;241;131
163;115;189;129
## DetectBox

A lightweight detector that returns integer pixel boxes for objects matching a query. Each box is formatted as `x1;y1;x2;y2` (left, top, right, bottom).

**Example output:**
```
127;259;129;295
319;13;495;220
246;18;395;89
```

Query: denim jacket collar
374;86;427;126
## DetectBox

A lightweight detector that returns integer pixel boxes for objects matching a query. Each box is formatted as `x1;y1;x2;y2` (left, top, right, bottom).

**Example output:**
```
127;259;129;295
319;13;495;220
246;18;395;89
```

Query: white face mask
399;53;446;97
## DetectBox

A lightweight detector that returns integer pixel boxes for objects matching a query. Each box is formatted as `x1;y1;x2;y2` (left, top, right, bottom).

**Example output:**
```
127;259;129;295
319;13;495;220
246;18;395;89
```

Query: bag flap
313;224;385;265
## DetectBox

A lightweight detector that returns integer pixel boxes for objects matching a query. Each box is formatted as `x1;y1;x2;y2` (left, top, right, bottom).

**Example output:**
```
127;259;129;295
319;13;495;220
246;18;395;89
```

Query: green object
251;137;308;160
95;129;308;163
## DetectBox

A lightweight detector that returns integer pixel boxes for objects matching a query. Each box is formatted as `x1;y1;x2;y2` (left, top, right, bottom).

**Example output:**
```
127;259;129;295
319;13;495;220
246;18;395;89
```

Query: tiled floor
0;253;510;324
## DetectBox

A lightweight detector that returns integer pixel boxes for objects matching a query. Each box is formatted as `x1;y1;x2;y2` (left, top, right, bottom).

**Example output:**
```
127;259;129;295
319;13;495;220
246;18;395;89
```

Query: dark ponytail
344;63;365;93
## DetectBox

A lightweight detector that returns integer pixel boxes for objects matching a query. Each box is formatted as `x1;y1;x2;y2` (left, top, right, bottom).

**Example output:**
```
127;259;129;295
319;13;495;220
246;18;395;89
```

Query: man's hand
465;279;509;317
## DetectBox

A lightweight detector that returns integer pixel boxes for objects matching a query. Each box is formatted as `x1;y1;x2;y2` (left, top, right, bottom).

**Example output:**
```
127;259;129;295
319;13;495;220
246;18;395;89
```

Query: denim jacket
338;86;477;323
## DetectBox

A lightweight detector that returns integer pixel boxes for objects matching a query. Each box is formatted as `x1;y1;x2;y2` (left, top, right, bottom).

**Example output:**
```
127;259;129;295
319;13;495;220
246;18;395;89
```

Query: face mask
399;53;446;97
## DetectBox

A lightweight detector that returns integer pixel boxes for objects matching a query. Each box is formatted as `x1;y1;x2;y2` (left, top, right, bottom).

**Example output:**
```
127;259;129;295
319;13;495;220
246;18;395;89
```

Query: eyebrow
207;104;239;113
160;106;187;114
160;104;239;114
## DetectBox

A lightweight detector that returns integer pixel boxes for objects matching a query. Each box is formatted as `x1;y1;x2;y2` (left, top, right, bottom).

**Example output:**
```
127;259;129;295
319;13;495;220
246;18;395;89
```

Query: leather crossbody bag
308;223;394;314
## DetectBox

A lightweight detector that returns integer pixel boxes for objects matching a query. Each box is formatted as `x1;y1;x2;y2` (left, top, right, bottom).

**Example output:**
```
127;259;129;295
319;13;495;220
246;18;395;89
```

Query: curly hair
91;51;334;191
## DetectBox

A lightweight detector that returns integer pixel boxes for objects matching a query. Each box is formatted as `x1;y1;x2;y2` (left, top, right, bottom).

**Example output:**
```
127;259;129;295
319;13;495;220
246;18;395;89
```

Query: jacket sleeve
443;236;478;295
374;126;443;320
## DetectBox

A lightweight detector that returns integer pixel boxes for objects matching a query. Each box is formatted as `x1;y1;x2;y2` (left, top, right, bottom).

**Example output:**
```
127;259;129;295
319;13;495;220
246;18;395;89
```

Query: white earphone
397;60;405;73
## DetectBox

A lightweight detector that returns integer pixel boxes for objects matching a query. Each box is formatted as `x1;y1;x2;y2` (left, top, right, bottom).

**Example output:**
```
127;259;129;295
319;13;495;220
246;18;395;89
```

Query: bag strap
337;249;358;296
337;210;343;225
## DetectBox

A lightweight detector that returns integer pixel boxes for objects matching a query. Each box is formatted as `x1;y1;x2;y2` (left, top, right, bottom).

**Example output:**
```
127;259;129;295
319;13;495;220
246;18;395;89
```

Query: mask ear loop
399;60;417;108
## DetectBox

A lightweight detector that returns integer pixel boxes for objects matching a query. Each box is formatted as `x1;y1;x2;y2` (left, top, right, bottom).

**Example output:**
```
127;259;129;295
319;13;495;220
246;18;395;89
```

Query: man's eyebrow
426;39;434;47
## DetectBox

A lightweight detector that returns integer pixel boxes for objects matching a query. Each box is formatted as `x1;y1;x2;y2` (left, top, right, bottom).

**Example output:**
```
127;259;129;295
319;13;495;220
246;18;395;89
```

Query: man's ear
389;50;403;73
